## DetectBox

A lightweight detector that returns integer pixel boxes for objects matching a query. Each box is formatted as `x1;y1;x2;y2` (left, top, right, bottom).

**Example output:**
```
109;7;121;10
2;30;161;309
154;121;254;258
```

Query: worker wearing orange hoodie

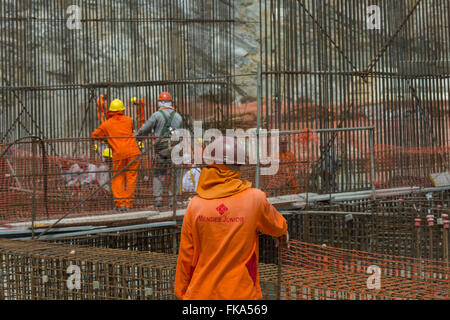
175;136;288;300
92;99;141;211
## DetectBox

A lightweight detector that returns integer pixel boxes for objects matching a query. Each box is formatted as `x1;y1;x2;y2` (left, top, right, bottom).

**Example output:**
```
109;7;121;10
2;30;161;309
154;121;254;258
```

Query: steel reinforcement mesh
280;239;449;300
257;190;450;264
48;225;182;255
1;237;448;300
0;0;237;141
260;0;450;141
260;0;450;191
0;239;279;300
43;190;450;264
0;131;342;224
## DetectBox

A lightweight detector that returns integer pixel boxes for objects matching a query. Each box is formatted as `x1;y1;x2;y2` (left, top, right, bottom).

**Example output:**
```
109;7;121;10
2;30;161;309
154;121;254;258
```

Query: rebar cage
0;0;237;141
260;0;450;186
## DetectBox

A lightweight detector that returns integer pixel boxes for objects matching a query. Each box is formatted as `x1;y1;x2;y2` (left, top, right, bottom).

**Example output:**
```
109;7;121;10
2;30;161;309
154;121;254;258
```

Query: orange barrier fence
280;240;450;300
368;144;450;189
1;131;450;226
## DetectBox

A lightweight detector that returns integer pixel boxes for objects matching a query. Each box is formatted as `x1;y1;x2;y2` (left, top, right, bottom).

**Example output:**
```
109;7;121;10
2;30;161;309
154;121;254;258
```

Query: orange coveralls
92;111;141;208
175;164;287;300
96;95;107;123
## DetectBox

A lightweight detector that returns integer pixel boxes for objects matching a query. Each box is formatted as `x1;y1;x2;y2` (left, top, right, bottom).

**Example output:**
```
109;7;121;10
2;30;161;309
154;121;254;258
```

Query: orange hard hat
158;92;172;101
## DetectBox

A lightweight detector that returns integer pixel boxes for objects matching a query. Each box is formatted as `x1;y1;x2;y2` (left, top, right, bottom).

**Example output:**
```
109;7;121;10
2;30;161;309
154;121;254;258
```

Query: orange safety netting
281;239;450;300
2;131;450;226
0;143;302;225
0;145;156;225
366;144;450;188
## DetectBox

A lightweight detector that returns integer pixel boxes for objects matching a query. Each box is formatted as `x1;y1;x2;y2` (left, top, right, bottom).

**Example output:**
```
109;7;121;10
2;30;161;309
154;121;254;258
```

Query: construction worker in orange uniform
92;99;141;211
130;96;146;130
175;136;288;300
279;136;299;194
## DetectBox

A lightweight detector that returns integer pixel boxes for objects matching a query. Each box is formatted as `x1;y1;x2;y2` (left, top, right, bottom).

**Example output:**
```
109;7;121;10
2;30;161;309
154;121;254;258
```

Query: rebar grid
0;239;279;300
259;191;450;263
2;133;449;263
48;226;182;255
280;240;449;300
40;189;449;264
2;128;444;226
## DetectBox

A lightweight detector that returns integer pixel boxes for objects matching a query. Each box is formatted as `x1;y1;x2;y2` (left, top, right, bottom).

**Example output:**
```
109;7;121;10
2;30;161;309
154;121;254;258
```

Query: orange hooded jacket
175;164;287;300
91;111;141;161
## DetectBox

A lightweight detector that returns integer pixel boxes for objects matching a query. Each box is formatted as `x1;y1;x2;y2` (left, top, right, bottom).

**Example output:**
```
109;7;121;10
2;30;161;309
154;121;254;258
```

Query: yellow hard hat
103;147;112;158
109;99;125;112
94;144;98;151
130;97;137;104
138;141;144;149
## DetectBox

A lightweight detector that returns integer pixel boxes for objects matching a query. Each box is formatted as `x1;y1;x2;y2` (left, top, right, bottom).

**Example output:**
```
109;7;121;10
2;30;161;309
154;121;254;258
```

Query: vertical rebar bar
256;62;262;189
31;137;37;239
276;245;281;300
369;128;376;200
442;219;449;265
170;140;176;220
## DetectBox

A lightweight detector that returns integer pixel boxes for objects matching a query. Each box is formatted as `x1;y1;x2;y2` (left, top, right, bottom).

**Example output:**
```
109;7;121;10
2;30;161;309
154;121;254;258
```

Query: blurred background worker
181;167;201;194
180;138;204;195
92;99;141;211
135;91;183;208
79;154;98;187
59;154;81;187
279;136;299;194
136;141;151;183
175;136;288;300
96;147;112;192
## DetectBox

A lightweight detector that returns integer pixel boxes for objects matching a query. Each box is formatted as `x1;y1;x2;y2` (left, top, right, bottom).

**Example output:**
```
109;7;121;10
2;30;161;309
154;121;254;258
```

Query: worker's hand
274;231;290;250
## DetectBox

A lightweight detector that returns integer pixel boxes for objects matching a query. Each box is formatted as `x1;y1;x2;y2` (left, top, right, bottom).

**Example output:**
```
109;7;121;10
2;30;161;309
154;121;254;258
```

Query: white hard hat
203;136;246;168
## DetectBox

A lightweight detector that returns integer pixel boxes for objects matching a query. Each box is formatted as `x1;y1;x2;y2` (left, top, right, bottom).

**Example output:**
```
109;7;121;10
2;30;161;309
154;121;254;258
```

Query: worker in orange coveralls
92;99;141;212
175;136;288;300
96;93;108;124
279;136;299;194
130;96;146;129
